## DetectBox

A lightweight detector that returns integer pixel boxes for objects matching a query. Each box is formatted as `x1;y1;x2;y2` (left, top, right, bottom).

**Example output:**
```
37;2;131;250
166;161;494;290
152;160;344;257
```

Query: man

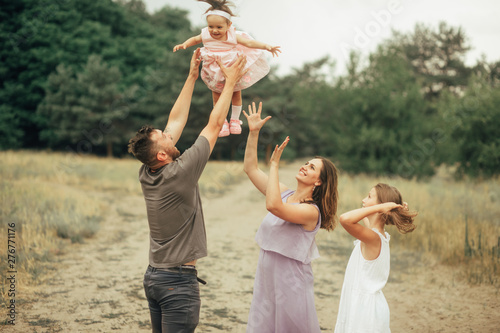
127;48;247;332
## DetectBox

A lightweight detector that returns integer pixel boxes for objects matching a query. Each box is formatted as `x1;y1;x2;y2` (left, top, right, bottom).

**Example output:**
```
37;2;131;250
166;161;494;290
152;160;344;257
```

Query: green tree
319;45;432;178
449;74;500;177
38;55;132;156
433;57;500;170
150;5;191;31
391;21;471;100
0;0;190;150
0;101;24;148
287;56;339;158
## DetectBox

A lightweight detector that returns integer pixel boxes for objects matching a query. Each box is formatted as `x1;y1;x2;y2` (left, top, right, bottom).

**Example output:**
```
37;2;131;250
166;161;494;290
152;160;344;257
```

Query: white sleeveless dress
335;229;391;333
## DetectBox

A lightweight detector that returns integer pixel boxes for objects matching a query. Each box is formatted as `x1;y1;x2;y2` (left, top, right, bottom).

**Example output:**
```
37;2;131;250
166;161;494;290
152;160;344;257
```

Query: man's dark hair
128;125;158;166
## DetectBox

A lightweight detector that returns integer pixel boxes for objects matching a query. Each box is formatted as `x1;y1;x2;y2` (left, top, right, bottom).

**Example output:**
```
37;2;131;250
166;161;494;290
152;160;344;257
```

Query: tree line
1;0;499;179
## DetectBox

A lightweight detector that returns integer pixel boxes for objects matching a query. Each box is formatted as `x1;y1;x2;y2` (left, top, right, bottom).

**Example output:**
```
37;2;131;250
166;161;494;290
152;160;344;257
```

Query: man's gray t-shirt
139;136;211;268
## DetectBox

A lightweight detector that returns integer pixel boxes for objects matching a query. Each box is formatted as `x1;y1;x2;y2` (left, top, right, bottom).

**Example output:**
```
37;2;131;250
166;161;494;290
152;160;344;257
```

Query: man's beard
167;147;181;161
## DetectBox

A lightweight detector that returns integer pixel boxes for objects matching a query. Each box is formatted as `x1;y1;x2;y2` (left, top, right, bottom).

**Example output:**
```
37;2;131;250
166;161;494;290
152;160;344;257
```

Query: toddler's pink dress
247;190;321;333
200;26;270;93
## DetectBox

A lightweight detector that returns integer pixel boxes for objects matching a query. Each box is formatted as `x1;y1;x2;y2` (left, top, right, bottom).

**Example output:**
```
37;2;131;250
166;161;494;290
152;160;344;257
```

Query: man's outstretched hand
216;56;248;85
188;48;201;79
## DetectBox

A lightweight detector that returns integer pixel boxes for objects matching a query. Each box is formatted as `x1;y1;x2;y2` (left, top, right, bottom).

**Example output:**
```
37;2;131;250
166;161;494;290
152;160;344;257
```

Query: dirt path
7;162;500;332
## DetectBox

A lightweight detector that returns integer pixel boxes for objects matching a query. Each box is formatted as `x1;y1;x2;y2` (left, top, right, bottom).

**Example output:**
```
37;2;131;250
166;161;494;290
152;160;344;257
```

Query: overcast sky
142;0;500;76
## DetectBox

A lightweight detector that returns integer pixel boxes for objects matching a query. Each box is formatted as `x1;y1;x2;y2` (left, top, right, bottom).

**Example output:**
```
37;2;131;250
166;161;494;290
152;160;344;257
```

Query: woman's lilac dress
246;190;321;333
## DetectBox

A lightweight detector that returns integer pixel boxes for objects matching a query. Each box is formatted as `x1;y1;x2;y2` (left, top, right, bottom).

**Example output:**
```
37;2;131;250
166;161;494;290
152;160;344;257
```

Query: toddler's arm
173;35;202;52
236;35;281;57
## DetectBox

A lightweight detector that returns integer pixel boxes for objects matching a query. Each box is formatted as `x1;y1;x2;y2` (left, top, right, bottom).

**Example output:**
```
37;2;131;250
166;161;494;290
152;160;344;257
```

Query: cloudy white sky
143;0;500;76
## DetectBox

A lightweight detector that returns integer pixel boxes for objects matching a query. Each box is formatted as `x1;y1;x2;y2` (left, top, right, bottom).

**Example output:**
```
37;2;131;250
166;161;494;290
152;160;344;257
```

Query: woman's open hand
269;136;290;167
243;102;271;132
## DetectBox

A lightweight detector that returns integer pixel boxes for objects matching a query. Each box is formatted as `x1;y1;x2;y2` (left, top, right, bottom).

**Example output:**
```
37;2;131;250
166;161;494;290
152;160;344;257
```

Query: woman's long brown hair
306;157;339;231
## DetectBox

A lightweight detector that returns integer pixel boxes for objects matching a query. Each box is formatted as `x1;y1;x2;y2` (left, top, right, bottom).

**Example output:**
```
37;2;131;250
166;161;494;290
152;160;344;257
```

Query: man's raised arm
164;48;201;145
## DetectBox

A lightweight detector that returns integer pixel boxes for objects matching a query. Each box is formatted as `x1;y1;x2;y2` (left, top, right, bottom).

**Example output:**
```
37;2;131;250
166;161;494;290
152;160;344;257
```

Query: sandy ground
5;162;500;332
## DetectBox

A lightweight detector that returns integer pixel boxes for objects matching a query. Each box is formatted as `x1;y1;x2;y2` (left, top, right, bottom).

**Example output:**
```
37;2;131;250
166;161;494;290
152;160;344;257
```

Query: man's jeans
143;265;201;333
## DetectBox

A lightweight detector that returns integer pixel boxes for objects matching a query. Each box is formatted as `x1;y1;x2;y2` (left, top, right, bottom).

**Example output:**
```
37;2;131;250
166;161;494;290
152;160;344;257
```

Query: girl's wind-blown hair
375;183;417;234
198;0;236;17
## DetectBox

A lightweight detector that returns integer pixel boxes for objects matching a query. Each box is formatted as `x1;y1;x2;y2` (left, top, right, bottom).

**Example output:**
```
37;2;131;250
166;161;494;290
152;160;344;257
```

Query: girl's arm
236;35;281;57
173;35;202;52
339;203;400;244
265;137;319;231
243;102;287;195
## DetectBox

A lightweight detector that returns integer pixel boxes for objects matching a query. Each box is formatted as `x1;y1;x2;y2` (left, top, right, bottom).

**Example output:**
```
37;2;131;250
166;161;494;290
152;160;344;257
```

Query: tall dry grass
332;170;500;287
0;150;141;308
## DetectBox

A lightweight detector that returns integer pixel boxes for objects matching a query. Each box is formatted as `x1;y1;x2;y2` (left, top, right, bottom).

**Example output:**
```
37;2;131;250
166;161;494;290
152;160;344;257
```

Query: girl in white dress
173;0;280;137
335;183;417;333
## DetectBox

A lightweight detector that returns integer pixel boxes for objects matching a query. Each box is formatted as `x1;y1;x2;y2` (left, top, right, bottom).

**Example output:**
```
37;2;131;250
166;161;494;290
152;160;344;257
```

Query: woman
243;102;339;333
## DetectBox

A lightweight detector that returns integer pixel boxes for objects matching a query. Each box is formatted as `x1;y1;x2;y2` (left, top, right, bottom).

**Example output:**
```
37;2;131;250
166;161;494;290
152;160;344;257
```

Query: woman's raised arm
243;102;286;195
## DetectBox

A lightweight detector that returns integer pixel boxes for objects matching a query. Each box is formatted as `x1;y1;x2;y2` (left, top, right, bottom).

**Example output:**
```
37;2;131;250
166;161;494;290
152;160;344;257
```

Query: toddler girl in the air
174;0;280;137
